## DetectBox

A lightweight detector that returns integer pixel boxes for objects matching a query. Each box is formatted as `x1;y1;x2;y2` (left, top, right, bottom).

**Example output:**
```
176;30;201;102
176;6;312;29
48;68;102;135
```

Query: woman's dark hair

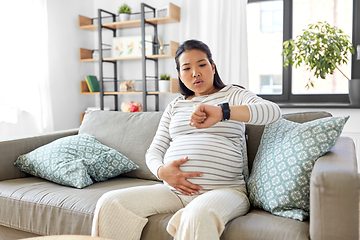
175;39;226;98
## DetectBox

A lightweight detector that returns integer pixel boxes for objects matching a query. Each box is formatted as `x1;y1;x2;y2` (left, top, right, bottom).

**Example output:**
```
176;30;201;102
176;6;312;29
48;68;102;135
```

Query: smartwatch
218;103;231;121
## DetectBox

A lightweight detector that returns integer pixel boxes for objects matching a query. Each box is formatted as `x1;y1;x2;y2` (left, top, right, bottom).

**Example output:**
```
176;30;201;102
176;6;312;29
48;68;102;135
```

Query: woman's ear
212;63;216;74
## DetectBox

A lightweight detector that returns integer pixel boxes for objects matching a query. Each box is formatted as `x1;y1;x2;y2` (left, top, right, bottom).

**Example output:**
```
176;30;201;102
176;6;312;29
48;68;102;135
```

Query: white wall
47;0;96;130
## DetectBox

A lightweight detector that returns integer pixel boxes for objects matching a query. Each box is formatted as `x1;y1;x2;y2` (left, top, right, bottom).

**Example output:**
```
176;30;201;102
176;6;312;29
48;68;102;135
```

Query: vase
159;80;170;92
349;79;360;106
119;13;130;22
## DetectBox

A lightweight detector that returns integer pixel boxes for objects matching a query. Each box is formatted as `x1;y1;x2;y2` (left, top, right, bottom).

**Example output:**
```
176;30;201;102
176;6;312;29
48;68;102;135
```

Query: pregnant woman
91;39;281;240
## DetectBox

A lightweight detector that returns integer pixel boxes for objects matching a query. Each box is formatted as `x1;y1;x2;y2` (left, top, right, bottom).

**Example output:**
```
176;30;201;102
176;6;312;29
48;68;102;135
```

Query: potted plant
282;21;359;105
159;74;171;92
118;4;131;22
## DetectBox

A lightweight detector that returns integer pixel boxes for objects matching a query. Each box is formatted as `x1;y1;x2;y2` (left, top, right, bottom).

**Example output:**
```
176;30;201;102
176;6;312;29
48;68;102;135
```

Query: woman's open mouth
193;79;203;86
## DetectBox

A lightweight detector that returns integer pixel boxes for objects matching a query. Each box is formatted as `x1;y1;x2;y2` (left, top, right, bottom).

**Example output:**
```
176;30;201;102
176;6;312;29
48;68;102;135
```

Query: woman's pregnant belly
163;133;245;194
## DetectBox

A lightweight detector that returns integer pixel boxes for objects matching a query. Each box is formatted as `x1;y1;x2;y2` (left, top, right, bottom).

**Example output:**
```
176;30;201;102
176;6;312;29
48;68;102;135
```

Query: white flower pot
159;80;170;92
119;13;130;22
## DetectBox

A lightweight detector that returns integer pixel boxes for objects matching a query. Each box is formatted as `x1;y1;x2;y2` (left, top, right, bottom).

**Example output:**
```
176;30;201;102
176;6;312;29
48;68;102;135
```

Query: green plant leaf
119;4;131;14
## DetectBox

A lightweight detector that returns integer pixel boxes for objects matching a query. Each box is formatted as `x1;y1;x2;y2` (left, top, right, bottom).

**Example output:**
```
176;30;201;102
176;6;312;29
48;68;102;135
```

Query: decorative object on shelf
120;80;135;92
156;5;169;18
92;50;99;60
112;35;153;58
159;74;171;92
282;21;358;105
118;3;131;22
157;36;165;55
85;76;100;92
121;101;143;112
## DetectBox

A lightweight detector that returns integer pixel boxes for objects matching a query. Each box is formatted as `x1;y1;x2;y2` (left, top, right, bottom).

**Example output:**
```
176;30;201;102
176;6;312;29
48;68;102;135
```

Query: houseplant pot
282;21;357;104
119;13;130;22
159;74;170;92
118;4;131;22
349;79;360;106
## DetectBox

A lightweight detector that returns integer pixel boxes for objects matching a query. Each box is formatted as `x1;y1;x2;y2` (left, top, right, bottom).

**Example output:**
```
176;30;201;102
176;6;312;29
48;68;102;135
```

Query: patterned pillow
247;116;349;221
14;133;139;188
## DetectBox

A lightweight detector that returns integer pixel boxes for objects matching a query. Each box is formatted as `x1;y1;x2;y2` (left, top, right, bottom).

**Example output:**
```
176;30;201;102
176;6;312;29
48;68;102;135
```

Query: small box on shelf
169;41;179;57
147;41;179;59
79;48;97;62
78;15;97;31
80;81;93;94
170;78;179;93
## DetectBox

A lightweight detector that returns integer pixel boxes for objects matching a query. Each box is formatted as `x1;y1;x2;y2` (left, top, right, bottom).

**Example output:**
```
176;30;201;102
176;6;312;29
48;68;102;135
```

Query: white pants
91;184;250;240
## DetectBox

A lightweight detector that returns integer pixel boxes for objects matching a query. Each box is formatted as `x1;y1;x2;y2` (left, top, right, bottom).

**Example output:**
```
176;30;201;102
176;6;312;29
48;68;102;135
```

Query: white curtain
179;0;249;88
0;0;53;140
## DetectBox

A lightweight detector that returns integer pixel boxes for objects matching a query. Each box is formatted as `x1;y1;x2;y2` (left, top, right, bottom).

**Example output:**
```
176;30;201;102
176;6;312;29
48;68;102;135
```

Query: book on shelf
85;75;100;92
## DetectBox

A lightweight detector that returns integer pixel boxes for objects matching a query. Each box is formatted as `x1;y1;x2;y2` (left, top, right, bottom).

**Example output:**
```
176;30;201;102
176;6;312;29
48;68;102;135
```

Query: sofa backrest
79;110;163;181
79;110;332;181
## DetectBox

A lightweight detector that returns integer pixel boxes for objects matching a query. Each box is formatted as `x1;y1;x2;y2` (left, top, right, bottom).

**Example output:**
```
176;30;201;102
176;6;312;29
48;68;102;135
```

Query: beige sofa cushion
79;110;163;181
0;177;158;236
142;210;309;240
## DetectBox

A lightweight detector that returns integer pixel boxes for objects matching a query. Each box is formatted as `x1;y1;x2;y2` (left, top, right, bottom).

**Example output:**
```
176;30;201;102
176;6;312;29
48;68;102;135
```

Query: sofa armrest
310;137;359;240
0;129;79;182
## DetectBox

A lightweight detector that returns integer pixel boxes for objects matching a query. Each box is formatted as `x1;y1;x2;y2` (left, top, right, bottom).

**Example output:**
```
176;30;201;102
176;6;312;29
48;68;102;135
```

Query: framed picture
156;6;169;18
112;35;153;58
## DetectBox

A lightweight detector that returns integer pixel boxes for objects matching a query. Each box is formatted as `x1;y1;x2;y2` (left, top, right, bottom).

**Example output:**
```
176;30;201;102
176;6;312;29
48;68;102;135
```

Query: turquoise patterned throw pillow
15;133;139;188
247;116;349;221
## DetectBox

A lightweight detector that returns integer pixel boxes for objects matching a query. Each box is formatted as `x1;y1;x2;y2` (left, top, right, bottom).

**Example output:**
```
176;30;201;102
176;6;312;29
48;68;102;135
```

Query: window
247;0;360;104
260;75;282;94
260;1;283;33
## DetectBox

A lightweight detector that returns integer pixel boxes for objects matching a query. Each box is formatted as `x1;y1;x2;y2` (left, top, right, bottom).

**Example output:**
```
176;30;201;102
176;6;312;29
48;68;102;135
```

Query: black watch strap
218;103;231;121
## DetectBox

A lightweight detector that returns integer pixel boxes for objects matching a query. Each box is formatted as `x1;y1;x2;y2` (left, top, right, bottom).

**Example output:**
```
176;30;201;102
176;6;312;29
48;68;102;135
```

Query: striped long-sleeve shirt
145;85;281;195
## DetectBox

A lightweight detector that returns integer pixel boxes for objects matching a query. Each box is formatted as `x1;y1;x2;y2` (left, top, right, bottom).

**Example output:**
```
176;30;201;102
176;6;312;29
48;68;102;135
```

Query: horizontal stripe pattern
146;85;281;195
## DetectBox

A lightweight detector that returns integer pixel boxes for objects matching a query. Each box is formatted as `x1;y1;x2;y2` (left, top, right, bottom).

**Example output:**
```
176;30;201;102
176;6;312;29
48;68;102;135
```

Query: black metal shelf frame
98;9;118;111
141;3;159;111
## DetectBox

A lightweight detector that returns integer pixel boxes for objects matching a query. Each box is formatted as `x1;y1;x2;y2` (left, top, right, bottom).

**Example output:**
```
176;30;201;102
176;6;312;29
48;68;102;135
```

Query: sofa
0;110;358;240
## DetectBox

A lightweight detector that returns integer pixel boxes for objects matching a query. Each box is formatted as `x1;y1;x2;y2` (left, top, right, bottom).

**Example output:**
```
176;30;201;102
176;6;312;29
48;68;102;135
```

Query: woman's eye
199;64;206;67
183;68;190;71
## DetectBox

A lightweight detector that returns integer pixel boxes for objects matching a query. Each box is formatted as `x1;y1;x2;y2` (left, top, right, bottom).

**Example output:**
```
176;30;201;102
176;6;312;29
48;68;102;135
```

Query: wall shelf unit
79;41;179;62
78;2;180;112
78;3;180;31
80;78;179;95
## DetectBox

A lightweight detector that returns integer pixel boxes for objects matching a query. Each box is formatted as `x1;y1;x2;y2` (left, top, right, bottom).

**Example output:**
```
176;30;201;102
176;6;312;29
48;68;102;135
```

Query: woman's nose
192;69;201;77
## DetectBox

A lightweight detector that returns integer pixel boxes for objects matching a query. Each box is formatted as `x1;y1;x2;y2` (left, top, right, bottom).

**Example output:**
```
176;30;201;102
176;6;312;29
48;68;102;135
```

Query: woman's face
177;49;216;97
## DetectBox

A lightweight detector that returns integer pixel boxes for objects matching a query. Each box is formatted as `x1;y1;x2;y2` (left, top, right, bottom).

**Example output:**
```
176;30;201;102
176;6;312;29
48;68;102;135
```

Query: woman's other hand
157;156;203;196
190;104;222;129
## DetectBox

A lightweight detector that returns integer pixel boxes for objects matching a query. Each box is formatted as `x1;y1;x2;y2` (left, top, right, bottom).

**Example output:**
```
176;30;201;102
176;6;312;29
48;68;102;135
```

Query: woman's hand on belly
158;156;203;196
